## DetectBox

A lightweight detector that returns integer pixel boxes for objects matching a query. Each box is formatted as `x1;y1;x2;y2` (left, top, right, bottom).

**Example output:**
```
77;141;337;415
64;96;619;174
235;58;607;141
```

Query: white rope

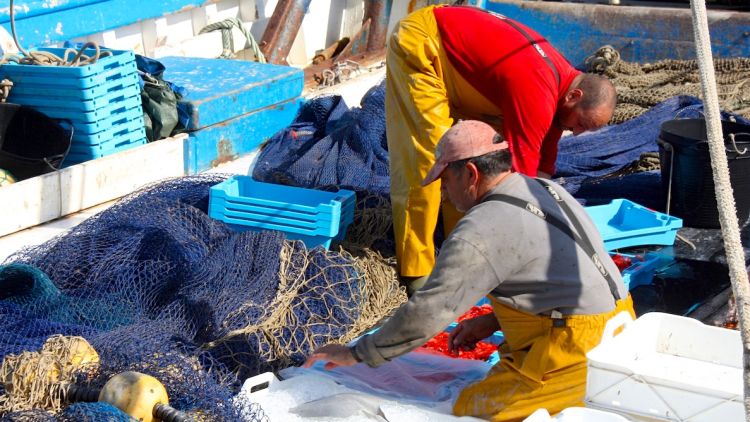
689;1;750;419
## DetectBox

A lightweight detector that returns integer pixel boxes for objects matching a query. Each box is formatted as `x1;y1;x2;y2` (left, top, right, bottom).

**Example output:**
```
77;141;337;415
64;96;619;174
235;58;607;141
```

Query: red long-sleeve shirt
434;6;580;176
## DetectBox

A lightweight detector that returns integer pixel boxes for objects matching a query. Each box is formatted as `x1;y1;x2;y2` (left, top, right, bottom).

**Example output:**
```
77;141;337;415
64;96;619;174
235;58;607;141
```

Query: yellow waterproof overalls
453;296;635;421
385;5;502;277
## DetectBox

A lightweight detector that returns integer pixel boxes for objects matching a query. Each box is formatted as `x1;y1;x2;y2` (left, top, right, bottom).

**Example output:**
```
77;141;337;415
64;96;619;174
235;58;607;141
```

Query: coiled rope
199;18;266;63
584;44;750;124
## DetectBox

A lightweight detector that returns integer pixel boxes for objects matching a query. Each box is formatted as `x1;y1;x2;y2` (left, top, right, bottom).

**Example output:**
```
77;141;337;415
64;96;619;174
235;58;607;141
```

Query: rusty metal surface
303;49;386;91
364;0;392;52
259;0;312;65
211;138;238;167
338;19;372;60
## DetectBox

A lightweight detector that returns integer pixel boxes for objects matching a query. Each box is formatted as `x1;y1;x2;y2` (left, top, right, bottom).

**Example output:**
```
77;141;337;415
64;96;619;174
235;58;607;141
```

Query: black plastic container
658;118;750;228
0;103;72;181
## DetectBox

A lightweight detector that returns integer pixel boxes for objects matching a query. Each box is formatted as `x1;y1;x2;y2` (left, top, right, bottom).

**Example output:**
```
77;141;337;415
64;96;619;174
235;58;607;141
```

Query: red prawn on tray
419;305;498;361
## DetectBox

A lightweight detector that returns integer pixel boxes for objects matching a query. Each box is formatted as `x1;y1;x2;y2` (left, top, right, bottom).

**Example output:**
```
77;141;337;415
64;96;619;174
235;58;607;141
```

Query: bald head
575;73;617;111
555;74;617;135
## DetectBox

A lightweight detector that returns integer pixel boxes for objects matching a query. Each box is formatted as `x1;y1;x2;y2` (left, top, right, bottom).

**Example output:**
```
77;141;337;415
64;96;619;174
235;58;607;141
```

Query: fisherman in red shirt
387;5;617;294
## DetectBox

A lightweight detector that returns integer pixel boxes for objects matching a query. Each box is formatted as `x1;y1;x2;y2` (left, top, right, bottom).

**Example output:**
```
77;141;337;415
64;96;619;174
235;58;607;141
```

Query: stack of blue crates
209;176;356;250
0;47;146;166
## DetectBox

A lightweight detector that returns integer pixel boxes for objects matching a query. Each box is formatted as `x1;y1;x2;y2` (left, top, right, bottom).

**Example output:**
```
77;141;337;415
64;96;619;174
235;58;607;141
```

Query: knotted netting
585;45;750;124
0;174;406;420
253;80;389;196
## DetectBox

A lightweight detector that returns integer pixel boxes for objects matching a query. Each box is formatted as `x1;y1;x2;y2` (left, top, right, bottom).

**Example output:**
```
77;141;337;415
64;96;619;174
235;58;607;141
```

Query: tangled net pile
585;45;750;124
0;174;406;420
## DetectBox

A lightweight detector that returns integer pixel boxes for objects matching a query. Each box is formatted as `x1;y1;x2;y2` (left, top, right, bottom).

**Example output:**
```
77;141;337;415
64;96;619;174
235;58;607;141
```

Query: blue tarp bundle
253;82;390;195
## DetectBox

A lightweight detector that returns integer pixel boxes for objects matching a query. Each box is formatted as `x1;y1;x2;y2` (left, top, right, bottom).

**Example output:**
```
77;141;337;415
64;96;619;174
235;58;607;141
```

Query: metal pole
259;0;312;64
363;0;392;52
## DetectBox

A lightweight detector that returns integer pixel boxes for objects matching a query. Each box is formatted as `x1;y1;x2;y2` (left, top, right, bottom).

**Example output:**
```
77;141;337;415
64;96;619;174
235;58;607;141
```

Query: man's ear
466;161;480;185
565;88;583;105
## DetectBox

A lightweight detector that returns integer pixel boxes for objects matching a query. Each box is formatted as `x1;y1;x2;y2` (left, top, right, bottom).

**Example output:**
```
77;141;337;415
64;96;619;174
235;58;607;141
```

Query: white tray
586;312;742;421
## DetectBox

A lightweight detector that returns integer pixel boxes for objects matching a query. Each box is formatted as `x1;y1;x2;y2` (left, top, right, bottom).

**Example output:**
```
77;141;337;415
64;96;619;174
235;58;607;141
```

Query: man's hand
303;344;359;370
448;313;500;354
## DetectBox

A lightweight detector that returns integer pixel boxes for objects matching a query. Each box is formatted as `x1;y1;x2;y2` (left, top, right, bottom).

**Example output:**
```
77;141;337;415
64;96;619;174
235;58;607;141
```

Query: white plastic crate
586;312;742;421
523;407;630;421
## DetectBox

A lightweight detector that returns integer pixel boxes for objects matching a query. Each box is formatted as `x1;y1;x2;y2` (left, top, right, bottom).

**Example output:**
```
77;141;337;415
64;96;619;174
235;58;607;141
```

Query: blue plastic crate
614;253;664;291
220;216;353;250
216;192;355;229
31;94;141;123
71;116;145;146
67;105;144;135
0;48;135;77
210;177;356;229
209;176;356;249
9;83;141;112
212;176;355;216
585;199;683;251
68;128;147;155
8;72;140;100
3;59;137;90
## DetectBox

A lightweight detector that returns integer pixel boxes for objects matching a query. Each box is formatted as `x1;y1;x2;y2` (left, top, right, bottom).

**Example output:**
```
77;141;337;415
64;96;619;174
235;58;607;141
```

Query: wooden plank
0;169;61;237
0;134;187;237
60;135;187;214
0;0;209;47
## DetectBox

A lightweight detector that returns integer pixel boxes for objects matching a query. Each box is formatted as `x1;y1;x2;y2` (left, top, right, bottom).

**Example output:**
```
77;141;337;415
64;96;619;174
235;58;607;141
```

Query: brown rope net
0;336;99;414
204;195;407;380
585;45;750;124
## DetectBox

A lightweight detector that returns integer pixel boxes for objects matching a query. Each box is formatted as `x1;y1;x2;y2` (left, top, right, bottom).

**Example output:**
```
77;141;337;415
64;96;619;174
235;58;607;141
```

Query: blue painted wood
160;57;304;130
185;97;303;174
0;0;206;48
1;1;100;22
486;1;750;67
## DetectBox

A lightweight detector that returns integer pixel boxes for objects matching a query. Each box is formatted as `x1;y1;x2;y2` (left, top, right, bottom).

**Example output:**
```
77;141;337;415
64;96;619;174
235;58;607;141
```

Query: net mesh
253;80;389;196
0;174;406;420
585;45;750;124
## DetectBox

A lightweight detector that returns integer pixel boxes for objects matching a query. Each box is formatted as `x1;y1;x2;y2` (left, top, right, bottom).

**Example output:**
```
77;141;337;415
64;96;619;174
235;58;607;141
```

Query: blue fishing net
253;81;389;196
59;402;133;421
0;409;57;421
0;174;373;420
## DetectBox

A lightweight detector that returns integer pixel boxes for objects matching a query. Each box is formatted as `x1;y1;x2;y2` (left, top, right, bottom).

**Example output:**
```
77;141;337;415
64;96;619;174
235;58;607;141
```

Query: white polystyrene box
523;407;630;421
585;312;743;421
